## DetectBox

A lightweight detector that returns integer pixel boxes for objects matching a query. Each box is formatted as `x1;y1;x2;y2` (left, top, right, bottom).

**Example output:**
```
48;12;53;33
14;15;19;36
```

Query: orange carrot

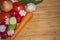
10;12;33;40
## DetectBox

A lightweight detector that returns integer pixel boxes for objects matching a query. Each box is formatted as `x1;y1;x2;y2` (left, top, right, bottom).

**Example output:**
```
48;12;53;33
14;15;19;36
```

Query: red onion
11;11;19;17
1;22;8;28
1;31;8;39
16;15;23;23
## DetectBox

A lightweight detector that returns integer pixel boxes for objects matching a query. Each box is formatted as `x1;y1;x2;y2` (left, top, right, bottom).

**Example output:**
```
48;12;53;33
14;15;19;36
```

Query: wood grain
15;0;60;40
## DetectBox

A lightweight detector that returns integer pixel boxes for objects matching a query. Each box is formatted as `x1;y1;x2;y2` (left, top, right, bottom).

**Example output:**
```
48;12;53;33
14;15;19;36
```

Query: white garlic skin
26;3;36;12
0;25;6;32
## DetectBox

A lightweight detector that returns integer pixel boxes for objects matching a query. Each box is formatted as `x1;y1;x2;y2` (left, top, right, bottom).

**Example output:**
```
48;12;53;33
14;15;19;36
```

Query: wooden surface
15;0;60;40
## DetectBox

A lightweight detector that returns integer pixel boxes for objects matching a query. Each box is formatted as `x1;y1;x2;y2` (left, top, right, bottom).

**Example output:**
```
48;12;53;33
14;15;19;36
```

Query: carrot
10;12;33;40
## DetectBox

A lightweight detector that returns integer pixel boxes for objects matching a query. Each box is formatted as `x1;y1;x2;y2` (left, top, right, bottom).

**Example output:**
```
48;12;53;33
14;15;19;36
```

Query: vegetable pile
0;0;43;40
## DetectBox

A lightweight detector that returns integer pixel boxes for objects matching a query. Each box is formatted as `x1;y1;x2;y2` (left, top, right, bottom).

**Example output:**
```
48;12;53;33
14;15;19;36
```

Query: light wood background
15;0;60;40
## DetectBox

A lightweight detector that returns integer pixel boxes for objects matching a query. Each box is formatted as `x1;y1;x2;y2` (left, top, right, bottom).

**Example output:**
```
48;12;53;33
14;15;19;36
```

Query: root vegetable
10;12;33;40
11;11;19;17
1;31;8;39
1;0;13;12
16;15;23;23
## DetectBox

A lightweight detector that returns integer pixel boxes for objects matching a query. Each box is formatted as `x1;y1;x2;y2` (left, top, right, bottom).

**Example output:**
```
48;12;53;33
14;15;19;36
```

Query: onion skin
1;0;13;12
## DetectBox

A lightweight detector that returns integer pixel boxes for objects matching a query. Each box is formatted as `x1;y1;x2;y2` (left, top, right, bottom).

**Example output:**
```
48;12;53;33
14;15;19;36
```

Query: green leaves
18;0;43;5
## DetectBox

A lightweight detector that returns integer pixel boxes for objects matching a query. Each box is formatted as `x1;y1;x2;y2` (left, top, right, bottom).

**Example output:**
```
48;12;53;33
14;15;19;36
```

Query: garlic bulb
26;3;36;12
0;25;6;32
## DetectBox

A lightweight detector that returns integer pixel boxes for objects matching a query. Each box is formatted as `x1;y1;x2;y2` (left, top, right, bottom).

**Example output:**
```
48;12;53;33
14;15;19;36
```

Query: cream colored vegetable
26;3;36;12
1;1;13;12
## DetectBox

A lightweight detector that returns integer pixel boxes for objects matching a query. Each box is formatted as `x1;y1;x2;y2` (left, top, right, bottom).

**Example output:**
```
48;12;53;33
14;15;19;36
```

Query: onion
1;23;8;28
11;11;19;17
1;0;13;12
16;15;23;23
1;31;8;39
